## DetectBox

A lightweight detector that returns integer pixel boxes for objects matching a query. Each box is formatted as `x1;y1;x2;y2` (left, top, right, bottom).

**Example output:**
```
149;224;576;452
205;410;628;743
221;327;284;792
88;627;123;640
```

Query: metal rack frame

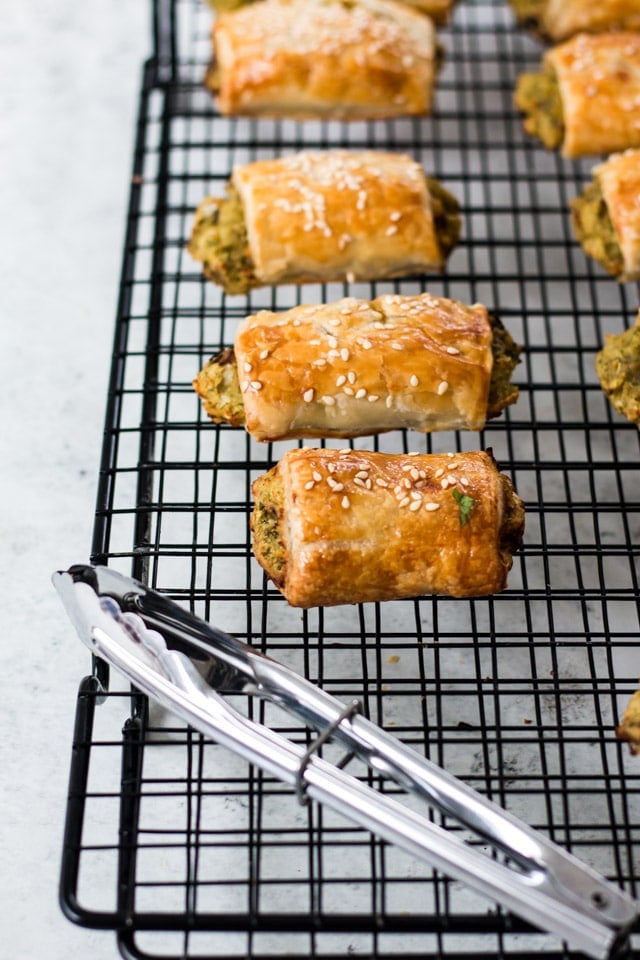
60;1;640;957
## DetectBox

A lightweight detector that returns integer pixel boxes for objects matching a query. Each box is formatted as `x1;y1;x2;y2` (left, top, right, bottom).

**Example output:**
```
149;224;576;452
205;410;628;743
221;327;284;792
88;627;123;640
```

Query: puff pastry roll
193;294;520;441
206;0;457;26
571;149;640;282
595;311;640;424
510;0;640;42
515;32;640;157
208;0;439;119
251;448;525;607
188;150;461;294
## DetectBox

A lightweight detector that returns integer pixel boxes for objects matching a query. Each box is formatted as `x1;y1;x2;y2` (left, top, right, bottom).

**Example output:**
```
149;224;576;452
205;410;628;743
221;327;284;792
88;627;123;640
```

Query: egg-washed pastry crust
251;447;525;607
595;313;640;424
192;296;520;441
515;32;640;158
510;0;640;42
205;0;458;26
188;151;461;294
616;689;640;754
208;0;439;120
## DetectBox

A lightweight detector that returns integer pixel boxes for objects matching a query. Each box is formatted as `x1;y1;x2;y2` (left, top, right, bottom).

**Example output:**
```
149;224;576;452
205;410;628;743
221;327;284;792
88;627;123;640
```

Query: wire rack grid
60;1;640;958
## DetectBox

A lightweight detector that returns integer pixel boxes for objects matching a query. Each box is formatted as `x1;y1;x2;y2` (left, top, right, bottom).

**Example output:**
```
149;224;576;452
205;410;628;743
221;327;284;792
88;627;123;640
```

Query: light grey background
1;3;148;956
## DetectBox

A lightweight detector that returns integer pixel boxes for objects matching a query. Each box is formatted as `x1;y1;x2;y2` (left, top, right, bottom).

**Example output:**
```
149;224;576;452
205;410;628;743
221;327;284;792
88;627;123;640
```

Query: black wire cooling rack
60;1;640;957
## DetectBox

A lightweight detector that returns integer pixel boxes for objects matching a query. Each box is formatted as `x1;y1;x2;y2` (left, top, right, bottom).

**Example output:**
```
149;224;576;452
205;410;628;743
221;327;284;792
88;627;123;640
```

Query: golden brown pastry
510;0;640;42
208;0;439;119
514;32;640;158
595;312;640;424
571;150;640;282
616;689;640;754
251;448;525;607
206;0;457;26
188;150;461;294
193;294;521;441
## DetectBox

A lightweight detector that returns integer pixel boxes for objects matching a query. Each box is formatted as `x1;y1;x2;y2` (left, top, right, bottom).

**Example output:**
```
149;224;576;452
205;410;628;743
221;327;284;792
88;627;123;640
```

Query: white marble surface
1;3;148;957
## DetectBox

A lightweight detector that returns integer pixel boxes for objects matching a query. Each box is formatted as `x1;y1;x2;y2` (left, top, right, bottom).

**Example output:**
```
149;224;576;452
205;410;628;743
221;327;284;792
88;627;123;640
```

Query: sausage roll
251;447;525;607
595;311;640;424
514;32;640;157
193;294;520;441
206;0;457;26
510;0;640;42
571;149;640;282
207;0;439;119
188;150;461;294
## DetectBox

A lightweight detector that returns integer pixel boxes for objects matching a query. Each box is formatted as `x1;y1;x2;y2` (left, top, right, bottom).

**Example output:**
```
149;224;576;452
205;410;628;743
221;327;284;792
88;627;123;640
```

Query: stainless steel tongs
53;564;638;959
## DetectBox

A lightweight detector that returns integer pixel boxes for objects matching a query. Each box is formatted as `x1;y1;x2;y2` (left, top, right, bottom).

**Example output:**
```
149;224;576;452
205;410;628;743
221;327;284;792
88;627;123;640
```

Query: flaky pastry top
236;294;493;440
232;150;444;284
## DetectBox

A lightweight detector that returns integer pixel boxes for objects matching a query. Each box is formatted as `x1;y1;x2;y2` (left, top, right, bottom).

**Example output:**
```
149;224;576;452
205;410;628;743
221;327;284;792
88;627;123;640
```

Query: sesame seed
385;396;393;408
356;470;369;479
391;342;403;351
385;225;398;236
398;497;411;508
390;211;402;222
435;468;444;478
336;375;346;387
313;471;322;482
328;336;338;349
440;478;449;489
437;381;449;396
446;346;460;355
340;348;350;362
259;349;269;360
355;388;367;399
338;448;351;455
327;463;336;474
243;361;252;373
328;349;340;360
241;380;250;393
341;495;350;509
304;480;315;490
250;380;263;391
361;339;372;349
425;502;440;512
353;477;366;488
447;462;459;471
410;490;422;501
328;478;344;491
459;476;470;487
409;500;422;511
328;317;341;327
402;478;411;489
321;395;336;406
409;468;420;481
376;479;389;488
343;387;354;396
410;375;419;387
348;371;357;384
346;272;356;283
313;358;327;367
368;395;379;402
303;388;315;403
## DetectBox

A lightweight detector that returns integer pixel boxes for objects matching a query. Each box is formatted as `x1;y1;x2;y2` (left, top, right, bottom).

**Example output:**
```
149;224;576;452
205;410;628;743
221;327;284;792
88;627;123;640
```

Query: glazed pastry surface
251;448;525;607
211;0;437;118
541;0;640;41
234;294;495;440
